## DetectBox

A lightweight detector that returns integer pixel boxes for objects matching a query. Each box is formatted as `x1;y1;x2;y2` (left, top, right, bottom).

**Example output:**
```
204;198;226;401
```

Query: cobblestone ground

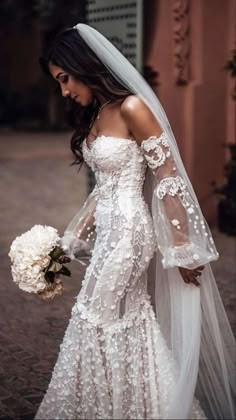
0;131;235;420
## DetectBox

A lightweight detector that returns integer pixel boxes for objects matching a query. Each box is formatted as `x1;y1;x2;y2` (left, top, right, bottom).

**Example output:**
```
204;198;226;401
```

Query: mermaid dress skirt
35;135;205;419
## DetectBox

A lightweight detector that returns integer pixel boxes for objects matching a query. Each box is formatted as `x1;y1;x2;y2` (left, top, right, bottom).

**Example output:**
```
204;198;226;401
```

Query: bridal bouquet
8;225;71;300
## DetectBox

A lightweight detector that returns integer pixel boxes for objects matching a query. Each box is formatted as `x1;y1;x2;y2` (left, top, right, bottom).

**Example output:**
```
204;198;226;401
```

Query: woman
35;24;235;420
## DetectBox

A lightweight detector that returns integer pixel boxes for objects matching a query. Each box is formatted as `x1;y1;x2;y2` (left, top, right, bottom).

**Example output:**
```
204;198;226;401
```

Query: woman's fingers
58;255;71;264
178;266;202;287
178;267;189;283
192;266;205;285
193;270;202;277
189;273;201;287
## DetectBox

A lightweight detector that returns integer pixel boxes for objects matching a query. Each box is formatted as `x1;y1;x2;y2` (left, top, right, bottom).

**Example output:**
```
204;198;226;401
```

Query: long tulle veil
75;23;235;420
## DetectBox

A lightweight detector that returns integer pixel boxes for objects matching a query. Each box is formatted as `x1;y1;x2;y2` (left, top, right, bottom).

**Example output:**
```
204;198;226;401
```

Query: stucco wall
144;0;235;224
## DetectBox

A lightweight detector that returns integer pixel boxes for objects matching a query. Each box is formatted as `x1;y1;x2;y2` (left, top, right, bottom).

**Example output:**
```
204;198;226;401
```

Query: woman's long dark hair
40;27;132;168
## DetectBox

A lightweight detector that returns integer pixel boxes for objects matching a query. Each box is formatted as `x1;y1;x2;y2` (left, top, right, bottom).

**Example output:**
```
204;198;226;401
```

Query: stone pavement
0;130;235;420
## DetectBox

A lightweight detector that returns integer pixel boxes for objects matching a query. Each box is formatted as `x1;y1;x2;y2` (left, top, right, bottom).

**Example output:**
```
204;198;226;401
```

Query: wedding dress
35;22;235;420
35;132;212;420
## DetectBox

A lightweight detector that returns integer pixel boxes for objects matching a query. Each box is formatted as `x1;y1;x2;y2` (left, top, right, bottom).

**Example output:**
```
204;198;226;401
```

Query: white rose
8;225;61;295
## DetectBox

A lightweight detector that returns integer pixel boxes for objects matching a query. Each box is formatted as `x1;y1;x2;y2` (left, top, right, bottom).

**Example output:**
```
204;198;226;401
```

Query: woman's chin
78;99;92;107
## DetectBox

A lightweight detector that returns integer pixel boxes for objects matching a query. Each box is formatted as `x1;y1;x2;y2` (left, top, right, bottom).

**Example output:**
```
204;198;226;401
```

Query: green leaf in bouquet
43;258;53;273
57;265;71;277
50;246;64;261
48;261;62;273
55;261;63;272
44;270;55;284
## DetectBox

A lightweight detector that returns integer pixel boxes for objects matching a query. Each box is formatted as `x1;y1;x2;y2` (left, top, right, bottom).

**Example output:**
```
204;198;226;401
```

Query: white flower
37;276;64;300
8;225;61;294
171;219;180;226
187;207;195;214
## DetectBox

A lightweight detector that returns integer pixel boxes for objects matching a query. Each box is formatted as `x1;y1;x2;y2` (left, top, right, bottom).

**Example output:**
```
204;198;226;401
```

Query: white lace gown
35;134;206;419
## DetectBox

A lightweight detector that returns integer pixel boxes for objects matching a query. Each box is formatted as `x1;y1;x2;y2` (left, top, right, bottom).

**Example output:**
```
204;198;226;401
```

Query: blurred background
0;1;235;419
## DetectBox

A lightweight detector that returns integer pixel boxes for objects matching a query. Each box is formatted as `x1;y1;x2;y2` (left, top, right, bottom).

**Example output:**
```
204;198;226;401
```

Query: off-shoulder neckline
84;132;166;151
85;135;136;150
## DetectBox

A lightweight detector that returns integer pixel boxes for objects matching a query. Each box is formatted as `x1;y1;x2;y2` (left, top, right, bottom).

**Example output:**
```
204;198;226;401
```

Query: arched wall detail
172;0;191;85
143;0;234;223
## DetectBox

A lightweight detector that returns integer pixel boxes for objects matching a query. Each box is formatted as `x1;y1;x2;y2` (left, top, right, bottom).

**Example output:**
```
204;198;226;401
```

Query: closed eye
61;75;69;84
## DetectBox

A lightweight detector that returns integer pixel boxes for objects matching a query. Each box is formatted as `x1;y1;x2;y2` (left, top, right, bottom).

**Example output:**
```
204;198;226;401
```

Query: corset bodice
82;135;147;200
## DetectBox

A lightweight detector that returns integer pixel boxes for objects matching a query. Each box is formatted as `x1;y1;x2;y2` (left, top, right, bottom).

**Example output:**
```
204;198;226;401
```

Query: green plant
212;49;236;235
224;49;236;100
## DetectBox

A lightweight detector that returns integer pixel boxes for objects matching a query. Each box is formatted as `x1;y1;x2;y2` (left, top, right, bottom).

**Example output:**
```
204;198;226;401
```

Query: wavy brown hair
40;27;132;168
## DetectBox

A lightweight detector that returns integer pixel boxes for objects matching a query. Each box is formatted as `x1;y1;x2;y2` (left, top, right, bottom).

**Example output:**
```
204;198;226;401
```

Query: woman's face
49;62;93;106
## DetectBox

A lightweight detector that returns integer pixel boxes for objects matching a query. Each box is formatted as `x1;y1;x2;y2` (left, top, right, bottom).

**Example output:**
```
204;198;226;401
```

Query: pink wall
144;0;236;224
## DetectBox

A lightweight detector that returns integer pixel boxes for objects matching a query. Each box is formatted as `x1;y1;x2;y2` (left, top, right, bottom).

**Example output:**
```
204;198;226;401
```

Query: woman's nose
62;89;70;98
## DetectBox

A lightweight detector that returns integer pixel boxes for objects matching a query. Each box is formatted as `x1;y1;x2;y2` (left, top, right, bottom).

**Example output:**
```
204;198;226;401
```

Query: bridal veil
69;23;236;420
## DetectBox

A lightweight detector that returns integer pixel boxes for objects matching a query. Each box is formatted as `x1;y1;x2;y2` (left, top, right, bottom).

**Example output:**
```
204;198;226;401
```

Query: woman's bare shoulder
121;95;147;114
121;95;162;143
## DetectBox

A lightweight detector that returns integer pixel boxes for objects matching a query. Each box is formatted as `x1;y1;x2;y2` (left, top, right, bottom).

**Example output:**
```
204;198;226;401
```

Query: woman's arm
60;184;98;261
121;96;209;284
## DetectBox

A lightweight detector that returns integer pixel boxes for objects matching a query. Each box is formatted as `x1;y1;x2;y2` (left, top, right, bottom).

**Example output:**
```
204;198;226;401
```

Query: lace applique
35;133;213;420
141;132;171;170
156;175;186;199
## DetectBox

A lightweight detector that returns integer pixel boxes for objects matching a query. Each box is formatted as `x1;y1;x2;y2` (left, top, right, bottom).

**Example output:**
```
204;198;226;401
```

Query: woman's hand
58;255;71;264
178;265;205;287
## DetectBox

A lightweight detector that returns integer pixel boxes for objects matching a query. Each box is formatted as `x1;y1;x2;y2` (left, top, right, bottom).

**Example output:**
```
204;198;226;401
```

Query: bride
35;24;235;419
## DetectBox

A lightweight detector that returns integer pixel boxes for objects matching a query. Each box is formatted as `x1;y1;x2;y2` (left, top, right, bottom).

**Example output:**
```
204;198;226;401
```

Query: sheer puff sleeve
121;96;219;269
60;184;98;265
140;132;219;269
